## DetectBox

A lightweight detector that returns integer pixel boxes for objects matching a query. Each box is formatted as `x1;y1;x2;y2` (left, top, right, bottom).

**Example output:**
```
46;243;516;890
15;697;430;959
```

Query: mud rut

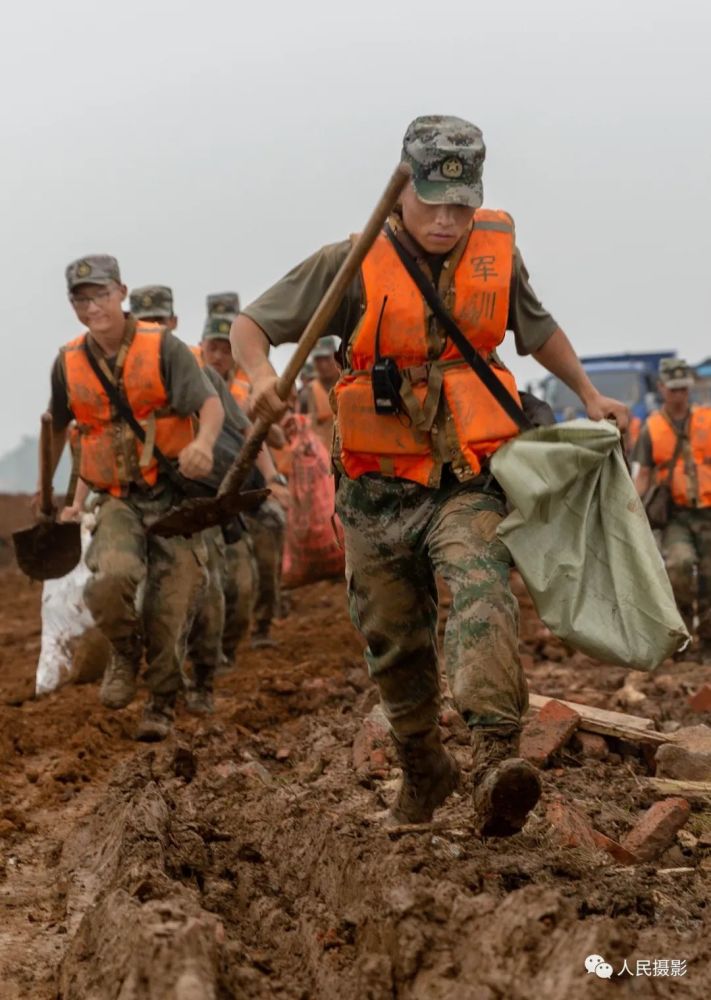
1;565;711;999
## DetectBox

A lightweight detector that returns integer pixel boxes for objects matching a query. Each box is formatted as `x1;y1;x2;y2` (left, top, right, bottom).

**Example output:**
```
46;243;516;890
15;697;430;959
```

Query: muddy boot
387;728;459;826
251;622;277;649
471;730;541;838
135;694;175;742
185;665;215;715
99;645;139;710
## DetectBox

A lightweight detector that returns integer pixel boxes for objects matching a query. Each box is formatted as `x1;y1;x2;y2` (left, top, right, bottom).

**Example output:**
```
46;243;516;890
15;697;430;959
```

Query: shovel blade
12;521;82;581
148;488;270;539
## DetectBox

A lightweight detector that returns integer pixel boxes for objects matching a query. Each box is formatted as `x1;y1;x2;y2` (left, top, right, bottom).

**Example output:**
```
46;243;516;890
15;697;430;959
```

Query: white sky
1;0;709;454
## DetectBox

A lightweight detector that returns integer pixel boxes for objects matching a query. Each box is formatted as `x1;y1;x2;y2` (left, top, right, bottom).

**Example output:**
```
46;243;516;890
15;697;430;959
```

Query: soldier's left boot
135;694;176;742
185;664;215;715
251;622;277;650
387;728;460;826
471;730;542;837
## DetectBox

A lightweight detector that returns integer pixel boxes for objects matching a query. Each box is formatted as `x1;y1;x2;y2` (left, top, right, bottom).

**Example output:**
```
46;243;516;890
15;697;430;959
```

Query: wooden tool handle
39;412;55;517
218;161;412;499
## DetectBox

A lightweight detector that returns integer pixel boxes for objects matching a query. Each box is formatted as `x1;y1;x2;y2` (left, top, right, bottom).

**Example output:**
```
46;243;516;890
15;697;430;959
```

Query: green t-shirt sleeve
508;247;559;356
242;240;361;347
633;424;654;467
161;331;217;416
50;353;73;431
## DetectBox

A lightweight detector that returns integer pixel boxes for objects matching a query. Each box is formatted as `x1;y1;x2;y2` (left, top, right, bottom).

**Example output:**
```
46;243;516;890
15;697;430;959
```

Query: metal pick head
148;488;270;538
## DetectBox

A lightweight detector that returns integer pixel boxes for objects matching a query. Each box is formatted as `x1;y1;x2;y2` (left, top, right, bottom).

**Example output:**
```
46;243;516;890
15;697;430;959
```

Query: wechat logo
585;955;613;979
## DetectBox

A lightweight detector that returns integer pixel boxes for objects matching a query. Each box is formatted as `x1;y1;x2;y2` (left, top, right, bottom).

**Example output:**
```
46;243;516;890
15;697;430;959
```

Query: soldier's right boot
251;622;277;649
387;728;459;826
135;694;176;742
185;664;215;715
471;730;541;838
100;643;139;710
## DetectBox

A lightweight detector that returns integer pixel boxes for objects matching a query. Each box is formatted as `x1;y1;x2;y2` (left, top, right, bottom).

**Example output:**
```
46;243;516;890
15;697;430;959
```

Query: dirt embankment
1;568;710;999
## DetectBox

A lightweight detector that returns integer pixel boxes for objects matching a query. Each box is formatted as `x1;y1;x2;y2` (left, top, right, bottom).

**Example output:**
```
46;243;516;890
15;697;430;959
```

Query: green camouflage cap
301;360;315;381
206;291;241;319
310;335;338;360
201;316;233;342
66;254;121;292
401;115;485;208
659;358;694;389
129;284;174;319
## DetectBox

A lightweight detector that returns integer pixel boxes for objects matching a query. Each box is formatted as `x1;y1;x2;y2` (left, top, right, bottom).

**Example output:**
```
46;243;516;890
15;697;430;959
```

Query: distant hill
0;436;72;494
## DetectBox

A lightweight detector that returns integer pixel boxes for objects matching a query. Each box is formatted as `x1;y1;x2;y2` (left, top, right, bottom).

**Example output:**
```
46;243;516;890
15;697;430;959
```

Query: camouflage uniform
242;117;553;830
204;293;286;647
635;360;711;654
85;485;208;699
129;283;228;704
338;472;527;737
53;260;218;738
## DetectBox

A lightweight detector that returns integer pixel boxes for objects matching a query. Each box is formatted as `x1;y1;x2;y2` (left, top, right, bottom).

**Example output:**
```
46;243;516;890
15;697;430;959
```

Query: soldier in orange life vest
299;335;338;450
46;256;224;741
232;116;629;834
634;359;711;663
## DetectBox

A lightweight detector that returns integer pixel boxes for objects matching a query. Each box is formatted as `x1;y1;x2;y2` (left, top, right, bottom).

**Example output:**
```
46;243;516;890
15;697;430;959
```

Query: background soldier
634;359;711;662
232;116;628;833
300;335;338;450
46;257;224;740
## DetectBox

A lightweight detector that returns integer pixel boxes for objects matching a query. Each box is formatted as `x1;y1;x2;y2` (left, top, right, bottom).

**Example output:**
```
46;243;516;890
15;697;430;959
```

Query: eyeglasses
70;288;114;308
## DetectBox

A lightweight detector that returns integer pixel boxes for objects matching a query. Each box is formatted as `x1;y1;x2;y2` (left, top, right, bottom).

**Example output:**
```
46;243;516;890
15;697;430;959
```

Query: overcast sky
1;0;709;456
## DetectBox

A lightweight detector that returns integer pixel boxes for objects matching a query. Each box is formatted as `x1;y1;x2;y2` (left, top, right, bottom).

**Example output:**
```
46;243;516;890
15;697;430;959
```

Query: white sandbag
490;419;689;670
35;517;97;695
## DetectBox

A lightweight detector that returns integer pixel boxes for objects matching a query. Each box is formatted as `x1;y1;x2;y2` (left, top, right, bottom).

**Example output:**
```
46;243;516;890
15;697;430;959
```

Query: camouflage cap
206;292;241;319
66;254;121;292
401;115;485;208
659;358;694;389
301;360;315;381
201;316;233;342
129;284;174;319
310;336;337;360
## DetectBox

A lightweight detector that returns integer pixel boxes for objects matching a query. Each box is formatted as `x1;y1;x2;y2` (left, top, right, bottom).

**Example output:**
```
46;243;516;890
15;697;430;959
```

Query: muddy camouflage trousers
85;486;207;698
662;507;711;639
336;472;528;738
243;499;286;629
222;534;258;658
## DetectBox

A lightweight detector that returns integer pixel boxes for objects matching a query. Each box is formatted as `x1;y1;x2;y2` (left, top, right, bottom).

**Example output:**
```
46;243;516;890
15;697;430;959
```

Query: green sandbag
490;418;689;670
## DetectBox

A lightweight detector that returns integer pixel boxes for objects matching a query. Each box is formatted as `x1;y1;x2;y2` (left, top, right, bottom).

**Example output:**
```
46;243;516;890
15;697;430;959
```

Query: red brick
688;684;711;714
545;797;597;850
369;748;388;769
591;830;639;865
621;798;691;862
577;732;609;760
352;705;390;772
520;699;581;767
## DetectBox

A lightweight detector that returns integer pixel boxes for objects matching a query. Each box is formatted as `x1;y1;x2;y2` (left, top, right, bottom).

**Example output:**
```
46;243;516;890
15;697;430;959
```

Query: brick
519;652;534;673
591;830;639;865
352;704;390;772
688;684;711;714
621;798;691;862
576;732;609;760
521;699;581;767
655;724;711;781
545;797;596;850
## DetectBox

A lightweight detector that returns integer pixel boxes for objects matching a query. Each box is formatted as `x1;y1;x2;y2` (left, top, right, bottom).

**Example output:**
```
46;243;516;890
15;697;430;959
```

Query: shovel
150;161;412;539
13;413;82;580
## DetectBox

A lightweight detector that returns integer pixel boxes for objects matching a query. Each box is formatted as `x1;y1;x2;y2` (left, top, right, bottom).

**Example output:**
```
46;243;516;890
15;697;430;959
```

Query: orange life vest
64;324;194;496
334;211;520;485
229;369;251;408
626;415;641;453
307;379;334;450
647;407;711;509
190;344;203;364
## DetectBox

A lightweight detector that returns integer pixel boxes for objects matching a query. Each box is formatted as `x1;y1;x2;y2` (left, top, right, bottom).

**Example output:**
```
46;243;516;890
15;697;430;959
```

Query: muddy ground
1;502;711;998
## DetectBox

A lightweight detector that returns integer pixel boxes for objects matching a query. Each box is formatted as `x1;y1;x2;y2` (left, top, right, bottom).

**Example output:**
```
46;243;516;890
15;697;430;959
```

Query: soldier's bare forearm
532;328;598;406
195;396;224;449
231;316;276;382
